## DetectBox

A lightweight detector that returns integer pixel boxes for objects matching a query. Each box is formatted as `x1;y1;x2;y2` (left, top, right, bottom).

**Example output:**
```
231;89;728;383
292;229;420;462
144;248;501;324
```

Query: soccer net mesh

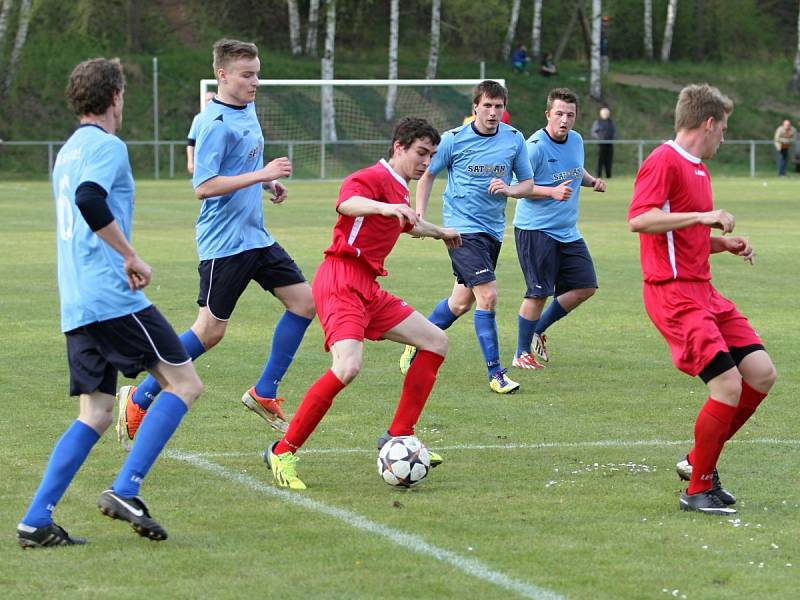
200;79;504;179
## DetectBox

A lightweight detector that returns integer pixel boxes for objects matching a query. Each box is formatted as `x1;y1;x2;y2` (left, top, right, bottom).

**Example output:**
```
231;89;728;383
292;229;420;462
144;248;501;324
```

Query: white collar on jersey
379;158;409;190
665;140;701;164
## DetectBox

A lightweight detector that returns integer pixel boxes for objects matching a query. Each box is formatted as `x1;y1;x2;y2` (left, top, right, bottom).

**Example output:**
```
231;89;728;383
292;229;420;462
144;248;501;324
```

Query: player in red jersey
629;84;777;515
264;117;462;489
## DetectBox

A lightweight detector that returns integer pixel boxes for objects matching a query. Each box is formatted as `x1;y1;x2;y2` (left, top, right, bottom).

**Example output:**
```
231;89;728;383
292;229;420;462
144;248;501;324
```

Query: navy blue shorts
65;305;190;396
514;228;598;298
448;233;502;288
197;243;306;320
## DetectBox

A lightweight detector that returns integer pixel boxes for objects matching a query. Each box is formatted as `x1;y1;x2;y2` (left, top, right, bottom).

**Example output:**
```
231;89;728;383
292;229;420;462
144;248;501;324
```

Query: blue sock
535;298;568;335
112;392;188;497
133;329;205;410
21;420;100;527
474;309;502;379
255;311;313;398
428;298;459;330
517;315;538;357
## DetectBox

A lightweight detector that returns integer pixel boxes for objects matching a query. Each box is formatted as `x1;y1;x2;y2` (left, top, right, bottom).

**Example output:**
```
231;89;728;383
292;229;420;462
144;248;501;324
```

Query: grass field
1;176;797;599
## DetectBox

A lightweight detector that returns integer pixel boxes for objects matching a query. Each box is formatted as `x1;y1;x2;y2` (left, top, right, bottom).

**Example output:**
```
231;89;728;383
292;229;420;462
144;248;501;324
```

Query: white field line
185;437;800;459
168;450;563;600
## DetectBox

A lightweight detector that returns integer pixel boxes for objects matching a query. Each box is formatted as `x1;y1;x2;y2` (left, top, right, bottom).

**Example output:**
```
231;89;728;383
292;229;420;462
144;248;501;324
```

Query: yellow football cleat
489;369;520;394
265;442;306;490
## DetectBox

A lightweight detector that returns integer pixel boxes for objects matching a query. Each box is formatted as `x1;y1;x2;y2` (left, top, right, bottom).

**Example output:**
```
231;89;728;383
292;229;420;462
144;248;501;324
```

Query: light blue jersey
192;98;273;260
429;122;533;242
52;124;150;332
513;128;585;242
187;112;201;142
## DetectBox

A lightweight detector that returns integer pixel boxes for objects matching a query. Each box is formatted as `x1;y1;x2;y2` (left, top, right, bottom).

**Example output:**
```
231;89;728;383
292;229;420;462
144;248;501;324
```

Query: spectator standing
773;119;796;176
591;107;616;178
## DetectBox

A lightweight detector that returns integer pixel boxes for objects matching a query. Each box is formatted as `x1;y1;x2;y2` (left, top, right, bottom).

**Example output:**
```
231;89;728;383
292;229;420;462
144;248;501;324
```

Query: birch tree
790;1;800;92
287;0;302;55
321;0;337;142
531;0;542;61
660;0;678;63
590;0;602;100
643;0;653;59
0;0;15;57
385;0;399;121
424;0;441;81
3;0;32;95
306;0;320;56
501;0;521;61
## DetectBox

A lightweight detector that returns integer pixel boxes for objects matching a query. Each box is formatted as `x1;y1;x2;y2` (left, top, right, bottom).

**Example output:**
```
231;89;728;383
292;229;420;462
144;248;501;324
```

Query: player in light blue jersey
186;90;215;174
400;81;534;394
17;58;203;548
511;88;606;370
116;39;315;449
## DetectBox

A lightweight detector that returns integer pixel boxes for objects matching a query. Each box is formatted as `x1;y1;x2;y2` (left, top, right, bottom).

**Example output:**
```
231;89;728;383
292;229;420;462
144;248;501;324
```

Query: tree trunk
306;0;320;57
321;0;337;142
577;2;592;60
531;0;542;61
501;0;521;61
127;0;142;53
692;0;704;61
3;0;32;95
423;0;441;101
554;9;578;65
790;1;800;92
643;0;653;60
590;0;602;100
660;0;678;63
287;0;302;55
0;0;14;62
385;0;399;121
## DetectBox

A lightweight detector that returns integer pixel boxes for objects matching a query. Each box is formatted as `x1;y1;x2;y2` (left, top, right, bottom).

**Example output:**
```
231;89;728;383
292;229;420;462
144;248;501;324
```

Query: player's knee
429;328;449;356
334;359;362;384
712;371;743;404
449;300;472;316
750;363;777;393
172;374;204;406
577;287;597;302
200;328;224;349
79;400;114;433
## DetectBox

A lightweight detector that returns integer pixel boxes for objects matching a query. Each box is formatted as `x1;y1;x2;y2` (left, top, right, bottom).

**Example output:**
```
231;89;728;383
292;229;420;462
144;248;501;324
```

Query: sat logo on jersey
246;142;263;162
553;167;583;182
467;164;507;177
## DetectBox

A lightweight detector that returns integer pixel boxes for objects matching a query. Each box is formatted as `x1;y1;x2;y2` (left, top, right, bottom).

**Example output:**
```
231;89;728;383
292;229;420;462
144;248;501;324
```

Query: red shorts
312;257;415;351
643;280;762;376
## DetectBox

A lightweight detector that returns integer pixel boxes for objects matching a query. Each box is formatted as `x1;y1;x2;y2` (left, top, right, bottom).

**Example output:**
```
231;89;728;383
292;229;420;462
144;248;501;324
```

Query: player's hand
550;179;574;201
725;236;755;264
124;254;152;291
385;203;418;228
262;157;292;181
265;180;288;203
591;177;607;192
439;227;462;249
701;209;735;234
487;178;510;196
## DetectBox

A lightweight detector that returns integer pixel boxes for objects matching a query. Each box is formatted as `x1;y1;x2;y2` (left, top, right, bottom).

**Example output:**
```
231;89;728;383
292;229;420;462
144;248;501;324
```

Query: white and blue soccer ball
377;435;431;488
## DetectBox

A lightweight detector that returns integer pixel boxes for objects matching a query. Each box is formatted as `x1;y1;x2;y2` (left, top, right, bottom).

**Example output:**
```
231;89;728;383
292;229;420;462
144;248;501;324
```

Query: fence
0;139;787;180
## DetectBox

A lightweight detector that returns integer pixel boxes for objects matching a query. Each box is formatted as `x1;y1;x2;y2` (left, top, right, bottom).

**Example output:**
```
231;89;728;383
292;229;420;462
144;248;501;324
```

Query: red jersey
324;159;413;277
629;141;713;283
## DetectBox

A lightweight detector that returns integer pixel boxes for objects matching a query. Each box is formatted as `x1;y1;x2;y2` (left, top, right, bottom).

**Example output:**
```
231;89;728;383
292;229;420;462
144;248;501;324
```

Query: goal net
199;79;505;179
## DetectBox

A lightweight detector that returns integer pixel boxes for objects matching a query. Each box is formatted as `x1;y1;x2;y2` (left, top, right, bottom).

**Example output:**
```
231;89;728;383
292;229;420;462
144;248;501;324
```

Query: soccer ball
377;435;431;488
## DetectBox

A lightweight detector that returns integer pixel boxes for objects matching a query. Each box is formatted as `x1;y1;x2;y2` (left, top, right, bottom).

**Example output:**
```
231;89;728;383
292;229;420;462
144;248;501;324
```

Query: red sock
274;370;346;454
727;380;767;441
688;397;736;495
388;350;445;437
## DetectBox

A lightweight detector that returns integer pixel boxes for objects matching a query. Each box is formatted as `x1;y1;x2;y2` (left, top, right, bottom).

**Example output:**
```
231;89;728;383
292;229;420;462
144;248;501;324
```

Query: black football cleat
97;489;168;541
16;522;87;549
676;455;736;505
679;490;737;515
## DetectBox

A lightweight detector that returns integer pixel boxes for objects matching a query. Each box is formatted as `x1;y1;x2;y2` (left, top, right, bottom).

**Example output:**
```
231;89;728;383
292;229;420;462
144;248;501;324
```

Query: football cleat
489;369;520;394
264;442;306;490
241;387;288;433
511;352;545;370
97;489;168;541
676;455;736;505
679;490;737;515
16;522;86;549
399;345;417;375
532;332;549;363
116;385;147;451
377;431;442;468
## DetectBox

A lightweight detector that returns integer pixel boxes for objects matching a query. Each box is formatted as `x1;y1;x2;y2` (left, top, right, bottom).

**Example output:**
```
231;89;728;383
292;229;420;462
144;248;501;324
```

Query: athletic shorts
448;233;502;288
643;280;762;377
197;243;306;320
515;228;598;298
312;257;415;351
65;305;190;396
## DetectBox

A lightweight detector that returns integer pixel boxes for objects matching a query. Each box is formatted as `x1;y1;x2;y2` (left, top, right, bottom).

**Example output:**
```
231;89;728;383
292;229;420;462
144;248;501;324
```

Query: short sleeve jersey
191;98;273;260
513;128;585;242
428;122;533;242
324;159;413;277
187;112;202;146
628;141;713;283
52;124;150;332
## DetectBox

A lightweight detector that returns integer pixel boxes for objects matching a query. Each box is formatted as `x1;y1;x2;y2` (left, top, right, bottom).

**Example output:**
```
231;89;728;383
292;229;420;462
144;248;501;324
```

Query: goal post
199;78;506;179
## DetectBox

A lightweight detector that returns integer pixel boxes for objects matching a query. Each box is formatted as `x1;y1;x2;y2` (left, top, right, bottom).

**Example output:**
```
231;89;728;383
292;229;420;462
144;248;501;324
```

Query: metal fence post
47;143;54;178
750;141;756;178
169;142;174;178
637;141;643;167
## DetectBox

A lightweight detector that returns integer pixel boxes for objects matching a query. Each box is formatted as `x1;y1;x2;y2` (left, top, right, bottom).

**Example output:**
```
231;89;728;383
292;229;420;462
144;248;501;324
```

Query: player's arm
628;207;735;234
711;235;754;264
487;177;534;198
581;169;606;192
338;195;418;228
195;157;292;200
186;146;195;175
414;170;436;219
74;182;151;290
515;179;575;201
408;219;461;249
